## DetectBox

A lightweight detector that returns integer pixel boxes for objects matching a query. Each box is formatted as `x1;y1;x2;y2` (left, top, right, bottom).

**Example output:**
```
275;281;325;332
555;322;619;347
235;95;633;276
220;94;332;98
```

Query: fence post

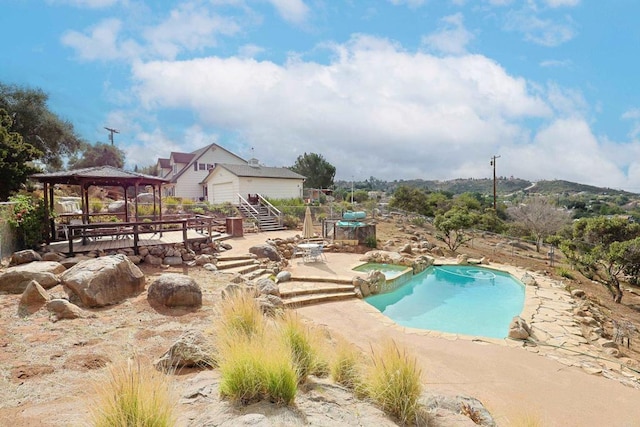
133;223;139;255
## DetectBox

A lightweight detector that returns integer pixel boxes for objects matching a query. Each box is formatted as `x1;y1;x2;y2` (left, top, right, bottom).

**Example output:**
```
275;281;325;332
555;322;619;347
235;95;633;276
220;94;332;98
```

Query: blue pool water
365;265;525;339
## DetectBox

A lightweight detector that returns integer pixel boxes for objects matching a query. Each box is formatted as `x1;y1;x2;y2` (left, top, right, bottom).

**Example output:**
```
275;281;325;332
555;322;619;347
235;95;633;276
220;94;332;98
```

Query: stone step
216;259;259;270
283;291;357;308
289;276;354;285
280;283;355;298
222;263;261;275
243;269;270;281
216;254;256;262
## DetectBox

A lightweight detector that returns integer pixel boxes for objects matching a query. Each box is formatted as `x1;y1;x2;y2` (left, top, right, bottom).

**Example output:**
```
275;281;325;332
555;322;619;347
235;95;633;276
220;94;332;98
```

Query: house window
173;164;177;173
194;163;198;171
207;164;214;169
199;163;206;170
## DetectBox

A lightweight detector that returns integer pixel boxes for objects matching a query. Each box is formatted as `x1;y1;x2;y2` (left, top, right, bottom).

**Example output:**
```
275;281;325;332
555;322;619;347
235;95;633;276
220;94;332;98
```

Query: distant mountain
526;180;636;196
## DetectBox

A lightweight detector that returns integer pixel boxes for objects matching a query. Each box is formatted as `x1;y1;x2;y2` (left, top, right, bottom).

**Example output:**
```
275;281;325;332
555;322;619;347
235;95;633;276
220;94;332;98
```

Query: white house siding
205;168;240;204
173;146;246;200
238;177;303;200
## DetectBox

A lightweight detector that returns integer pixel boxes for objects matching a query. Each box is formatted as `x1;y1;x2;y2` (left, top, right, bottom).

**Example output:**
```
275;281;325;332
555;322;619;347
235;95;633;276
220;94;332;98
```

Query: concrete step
216;259;259;270
283;291;356;308
243;269;270;281
280;283;355;298
216;254;256;262
289;276;354;285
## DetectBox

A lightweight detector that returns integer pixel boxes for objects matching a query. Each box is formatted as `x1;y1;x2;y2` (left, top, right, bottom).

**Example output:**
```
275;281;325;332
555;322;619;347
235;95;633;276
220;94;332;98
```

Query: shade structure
302;206;314;239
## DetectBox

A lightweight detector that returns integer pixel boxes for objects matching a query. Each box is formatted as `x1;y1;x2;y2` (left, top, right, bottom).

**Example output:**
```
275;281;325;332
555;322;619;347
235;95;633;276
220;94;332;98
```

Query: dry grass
216;289;264;339
279;312;327;383
90;356;176;427
365;340;423;425
330;339;364;392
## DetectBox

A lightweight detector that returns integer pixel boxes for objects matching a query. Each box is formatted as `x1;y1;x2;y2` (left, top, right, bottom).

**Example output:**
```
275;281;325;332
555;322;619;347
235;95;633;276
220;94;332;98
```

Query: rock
107;200;126;213
127;255;142;265
195;254;216;266
255;278;280;297
163;256;183;266
145;254;163;265
275;271;291;284
136;192;158;204
221;283;255;299
219;242;233;250
571;289;586;298
0;261;64;294
430;247;445;256
18;280;50;316
154;331;216;372
249;244;281;261
399;243;413;254
59;256;91;269
600;340;618;349
508;316;531;340
203;263;218;271
520;273;537;287
353;276;371;298
9;249;42;266
456;254;469;265
421;392;496;426
579;316;598;326
147;273;202;309
46;298;85;321
257;294;284;316
61;254;145;308
42;252;66;262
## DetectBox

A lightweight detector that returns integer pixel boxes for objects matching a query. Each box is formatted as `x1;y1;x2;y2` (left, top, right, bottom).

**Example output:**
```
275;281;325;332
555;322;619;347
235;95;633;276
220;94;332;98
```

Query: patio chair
304;244;327;263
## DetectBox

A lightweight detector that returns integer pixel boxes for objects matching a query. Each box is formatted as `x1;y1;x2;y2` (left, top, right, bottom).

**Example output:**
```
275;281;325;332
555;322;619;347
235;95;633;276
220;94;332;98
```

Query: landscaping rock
42;252;66;262
249;244;281;261
421;392;496;426
195;254;216;266
145;254;163;265
257;294;284;316
59;256;91;269
508;316;531;340
18;280;50;316
107;200;126;213
0;261;64;294
154;331;216;371
571;289;586;298
147;273;202;309
399;243;413;254
9;249;42;266
46;299;85;321
203;262;218;271
61;254;145;308
520;273;537;287
275;271;291;283
255;278;280;296
163;256;183;266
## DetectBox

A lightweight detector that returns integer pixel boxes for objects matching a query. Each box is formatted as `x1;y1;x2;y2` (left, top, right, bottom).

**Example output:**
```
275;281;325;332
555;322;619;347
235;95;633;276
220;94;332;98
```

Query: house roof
170;152;195;164
169;143;248;183
209;163;306;180
157;158;171;169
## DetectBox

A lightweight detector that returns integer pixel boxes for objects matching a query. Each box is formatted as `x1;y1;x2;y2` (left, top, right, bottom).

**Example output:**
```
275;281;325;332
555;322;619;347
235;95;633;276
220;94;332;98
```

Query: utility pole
104;127;120;145
490;155;500;210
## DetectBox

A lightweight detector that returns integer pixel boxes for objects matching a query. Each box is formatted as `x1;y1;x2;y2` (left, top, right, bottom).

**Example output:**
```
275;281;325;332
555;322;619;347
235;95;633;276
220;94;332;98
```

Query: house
202;158;305;204
156;144;305;204
156;143;247;200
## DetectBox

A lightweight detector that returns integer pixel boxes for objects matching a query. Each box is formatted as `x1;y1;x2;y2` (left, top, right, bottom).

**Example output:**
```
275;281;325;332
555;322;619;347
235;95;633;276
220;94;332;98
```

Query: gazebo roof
31;165;168;187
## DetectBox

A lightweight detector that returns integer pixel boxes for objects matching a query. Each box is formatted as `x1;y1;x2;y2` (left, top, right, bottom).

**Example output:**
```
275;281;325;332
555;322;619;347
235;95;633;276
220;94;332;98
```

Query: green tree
0;109;42;201
560;216;640;303
0;83;83;170
68;142;125;169
434;206;479;252
389;186;429;215
289;153;336;189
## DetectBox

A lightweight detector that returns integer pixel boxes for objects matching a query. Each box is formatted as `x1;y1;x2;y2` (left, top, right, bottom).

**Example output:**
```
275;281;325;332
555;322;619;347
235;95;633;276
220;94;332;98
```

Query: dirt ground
1;217;640;425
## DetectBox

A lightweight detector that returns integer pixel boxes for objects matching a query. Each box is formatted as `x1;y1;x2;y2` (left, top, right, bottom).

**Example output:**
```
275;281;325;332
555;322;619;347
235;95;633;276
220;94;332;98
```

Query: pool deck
226;231;640;426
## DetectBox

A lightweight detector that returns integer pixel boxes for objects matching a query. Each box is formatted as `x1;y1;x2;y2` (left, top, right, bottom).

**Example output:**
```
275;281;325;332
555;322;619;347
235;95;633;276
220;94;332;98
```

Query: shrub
181;198;194;212
280;313;325;383
283;214;300;229
90;199;103;213
137;204;156;218
6;194;48;249
330;340;363;392
410;216;426;227
365;340;422;425
216;290;264;339
90;357;176;427
556;267;574;280
364;235;377;249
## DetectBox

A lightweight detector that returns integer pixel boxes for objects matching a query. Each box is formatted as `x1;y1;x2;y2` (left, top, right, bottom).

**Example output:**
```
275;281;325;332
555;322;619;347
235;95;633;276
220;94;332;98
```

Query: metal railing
237;194;261;223
257;194;283;226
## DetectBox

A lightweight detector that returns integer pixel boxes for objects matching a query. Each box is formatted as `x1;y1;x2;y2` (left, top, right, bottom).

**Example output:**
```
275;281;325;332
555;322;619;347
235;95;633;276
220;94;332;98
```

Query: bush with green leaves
6;194;48;249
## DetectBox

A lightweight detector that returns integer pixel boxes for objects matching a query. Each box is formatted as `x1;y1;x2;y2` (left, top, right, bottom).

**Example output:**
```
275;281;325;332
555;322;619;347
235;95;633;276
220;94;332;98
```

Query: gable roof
169;143;248;183
206;163;306;181
157;158;171;169
31;165;168;186
171;152;195;164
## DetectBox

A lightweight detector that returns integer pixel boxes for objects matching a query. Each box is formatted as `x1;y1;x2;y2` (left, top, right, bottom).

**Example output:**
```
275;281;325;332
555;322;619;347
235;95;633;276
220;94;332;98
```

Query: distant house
202;158;304;204
156;143;248;200
156;144;304;203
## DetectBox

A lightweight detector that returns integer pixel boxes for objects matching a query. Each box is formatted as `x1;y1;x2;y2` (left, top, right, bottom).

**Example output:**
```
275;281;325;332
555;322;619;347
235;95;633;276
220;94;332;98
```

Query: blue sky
2;0;640;191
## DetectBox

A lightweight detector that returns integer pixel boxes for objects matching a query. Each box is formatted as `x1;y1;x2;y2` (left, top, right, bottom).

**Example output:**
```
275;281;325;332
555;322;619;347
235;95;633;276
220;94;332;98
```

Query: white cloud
388;0;427;8
539;59;572;68
622;108;640;139
267;0;310;25
129;35;563;182
544;0;580;8
61;19;141;61
422;13;474;55
143;2;240;59
238;44;266;58
504;9;576;46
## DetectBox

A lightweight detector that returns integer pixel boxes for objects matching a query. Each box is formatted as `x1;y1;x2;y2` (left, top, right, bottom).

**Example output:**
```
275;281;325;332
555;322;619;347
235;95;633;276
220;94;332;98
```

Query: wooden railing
257;194;283;227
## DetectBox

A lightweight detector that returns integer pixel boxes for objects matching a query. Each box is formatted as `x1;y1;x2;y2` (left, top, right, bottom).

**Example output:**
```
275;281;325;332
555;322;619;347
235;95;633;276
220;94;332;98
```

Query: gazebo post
82;183;90;224
123;185;129;222
43;182;50;243
152;185;157;221
134;183;139;222
159;184;163;221
48;184;55;241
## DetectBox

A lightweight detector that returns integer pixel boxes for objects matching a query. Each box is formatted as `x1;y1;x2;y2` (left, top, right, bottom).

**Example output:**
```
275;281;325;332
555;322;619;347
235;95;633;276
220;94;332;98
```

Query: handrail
237;194;260;221
257;194;282;226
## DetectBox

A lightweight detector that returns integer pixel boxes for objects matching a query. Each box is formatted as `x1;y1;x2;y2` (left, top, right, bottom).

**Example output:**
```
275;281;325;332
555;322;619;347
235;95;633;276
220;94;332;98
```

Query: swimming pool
364;265;525;339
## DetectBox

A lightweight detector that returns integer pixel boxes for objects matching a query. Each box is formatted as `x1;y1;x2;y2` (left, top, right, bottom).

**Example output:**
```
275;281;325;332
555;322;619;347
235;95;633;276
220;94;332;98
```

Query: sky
2;1;640;192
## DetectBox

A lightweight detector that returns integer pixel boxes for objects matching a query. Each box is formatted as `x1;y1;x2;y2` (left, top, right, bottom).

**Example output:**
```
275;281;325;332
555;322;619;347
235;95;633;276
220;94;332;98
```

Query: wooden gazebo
31;166;168;242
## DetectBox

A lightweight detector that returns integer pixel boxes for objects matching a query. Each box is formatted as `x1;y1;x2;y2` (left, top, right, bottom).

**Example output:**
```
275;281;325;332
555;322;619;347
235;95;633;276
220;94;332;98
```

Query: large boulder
508;316;531;340
10;249;42;266
18;280;50;316
147;273;202;309
255;278;280;297
249;244;281;261
60;255;145;308
0;261;64;294
107;200;126;213
46;299;86;321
